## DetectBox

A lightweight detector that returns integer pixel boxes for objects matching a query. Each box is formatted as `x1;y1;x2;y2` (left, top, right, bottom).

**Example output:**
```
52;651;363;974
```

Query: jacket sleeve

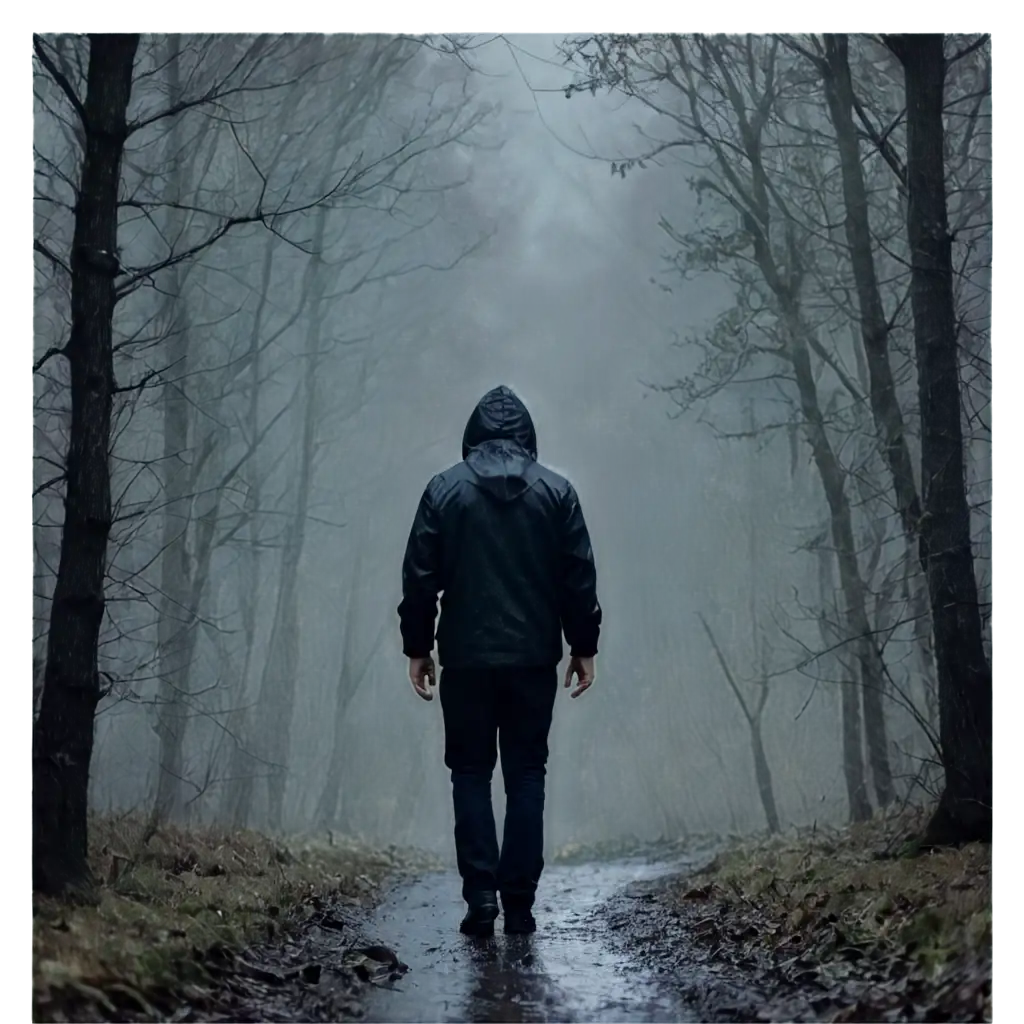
559;483;602;658
398;480;443;658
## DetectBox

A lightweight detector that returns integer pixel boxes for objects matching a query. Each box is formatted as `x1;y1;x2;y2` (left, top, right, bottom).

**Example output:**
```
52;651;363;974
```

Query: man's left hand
409;656;436;701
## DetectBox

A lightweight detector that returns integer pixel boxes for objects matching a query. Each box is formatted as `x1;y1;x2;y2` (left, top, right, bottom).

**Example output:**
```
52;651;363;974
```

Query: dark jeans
439;665;558;909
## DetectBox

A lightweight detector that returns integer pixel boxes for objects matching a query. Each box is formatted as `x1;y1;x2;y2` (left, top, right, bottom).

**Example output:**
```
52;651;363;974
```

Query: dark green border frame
16;16;1007;1024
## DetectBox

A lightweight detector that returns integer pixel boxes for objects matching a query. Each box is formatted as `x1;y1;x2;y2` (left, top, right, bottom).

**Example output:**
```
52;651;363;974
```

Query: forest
32;31;992;1024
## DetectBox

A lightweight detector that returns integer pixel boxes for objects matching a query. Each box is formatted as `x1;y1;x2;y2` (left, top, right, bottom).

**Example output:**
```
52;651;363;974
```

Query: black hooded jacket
398;386;602;669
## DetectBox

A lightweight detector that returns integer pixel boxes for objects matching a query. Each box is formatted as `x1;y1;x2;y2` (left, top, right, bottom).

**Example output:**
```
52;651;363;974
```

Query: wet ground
199;851;770;1024
38;820;990;1022
360;859;710;1023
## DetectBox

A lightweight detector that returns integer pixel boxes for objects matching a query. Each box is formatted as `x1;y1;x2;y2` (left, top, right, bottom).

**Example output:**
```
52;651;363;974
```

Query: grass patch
684;806;990;969
665;806;991;1020
33;813;410;1021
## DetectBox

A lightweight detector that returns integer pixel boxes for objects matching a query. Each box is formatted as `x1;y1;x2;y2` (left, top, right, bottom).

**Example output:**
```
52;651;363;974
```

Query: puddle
359;858;705;1022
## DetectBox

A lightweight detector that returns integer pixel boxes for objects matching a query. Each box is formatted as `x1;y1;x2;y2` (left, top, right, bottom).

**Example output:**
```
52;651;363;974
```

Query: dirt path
66;818;984;1021
199;852;737;1022
360;860;706;1023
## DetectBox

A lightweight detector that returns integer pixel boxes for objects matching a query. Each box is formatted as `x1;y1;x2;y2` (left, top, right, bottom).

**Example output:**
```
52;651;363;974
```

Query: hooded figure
398;385;602;936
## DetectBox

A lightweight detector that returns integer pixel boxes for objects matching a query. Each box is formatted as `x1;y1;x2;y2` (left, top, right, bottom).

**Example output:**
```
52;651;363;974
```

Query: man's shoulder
423;459;574;500
532;460;575;495
425;462;471;497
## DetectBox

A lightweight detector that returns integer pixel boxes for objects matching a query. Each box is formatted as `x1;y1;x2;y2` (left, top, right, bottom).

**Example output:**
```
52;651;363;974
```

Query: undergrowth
671;806;991;1015
33;813;406;1021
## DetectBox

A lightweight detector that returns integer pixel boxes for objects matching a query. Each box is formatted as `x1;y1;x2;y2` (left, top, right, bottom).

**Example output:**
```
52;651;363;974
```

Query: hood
462;385;538;458
461;386;538;503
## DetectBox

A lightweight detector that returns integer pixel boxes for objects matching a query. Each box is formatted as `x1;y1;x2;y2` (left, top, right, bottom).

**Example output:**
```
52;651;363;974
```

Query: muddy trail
35;816;988;1022
194;848;767;1023
357;859;730;1023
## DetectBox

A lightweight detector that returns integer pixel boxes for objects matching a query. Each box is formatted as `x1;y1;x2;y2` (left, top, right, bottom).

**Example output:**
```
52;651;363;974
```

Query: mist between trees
32;33;990;897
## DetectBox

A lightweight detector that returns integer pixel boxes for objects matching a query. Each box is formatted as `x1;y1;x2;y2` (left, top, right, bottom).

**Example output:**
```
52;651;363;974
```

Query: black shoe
460;893;499;936
503;907;536;935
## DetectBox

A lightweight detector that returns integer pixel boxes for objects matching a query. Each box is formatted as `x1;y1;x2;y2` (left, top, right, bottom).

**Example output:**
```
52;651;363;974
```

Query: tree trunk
820;35;923;540
821;35;944;782
313;538;366;830
815;538;872;822
906;541;939;731
223;235;277;829
256;528;304;833
241;245;326;832
731;106;896;809
169;415;226;790
841;672;872;822
888;33;992;844
748;719;780;833
784;309;895;809
33;34;140;897
698;614;781;835
153;36;192;821
749;634;778;835
225;437;307;832
233;100;358;829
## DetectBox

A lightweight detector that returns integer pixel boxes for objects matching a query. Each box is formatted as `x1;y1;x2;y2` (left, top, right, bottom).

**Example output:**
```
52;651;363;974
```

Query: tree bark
819;34;943;768
33;33;140;897
887;33;992;844
820;35;923;540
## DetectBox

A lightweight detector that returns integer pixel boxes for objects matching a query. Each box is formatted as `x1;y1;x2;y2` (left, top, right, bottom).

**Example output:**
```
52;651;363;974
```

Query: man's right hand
564;655;595;699
408;655;436;701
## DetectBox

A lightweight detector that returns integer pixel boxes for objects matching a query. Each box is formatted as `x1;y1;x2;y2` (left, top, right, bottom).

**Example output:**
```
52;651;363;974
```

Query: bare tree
563;33;898;809
785;32;942;737
33;33;141;897
699;613;780;833
312;516;385;830
699;403;789;832
883;33;991;845
31;32;486;892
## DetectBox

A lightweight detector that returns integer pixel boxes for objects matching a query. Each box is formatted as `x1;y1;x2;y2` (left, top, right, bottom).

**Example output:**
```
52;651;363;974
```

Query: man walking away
398;385;602;937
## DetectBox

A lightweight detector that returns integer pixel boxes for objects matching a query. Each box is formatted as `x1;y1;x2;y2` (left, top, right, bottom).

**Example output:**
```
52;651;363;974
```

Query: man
398;385;602;937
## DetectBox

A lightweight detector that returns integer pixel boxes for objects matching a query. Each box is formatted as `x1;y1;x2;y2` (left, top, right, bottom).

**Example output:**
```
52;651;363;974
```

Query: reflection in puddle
361;858;708;1023
461;938;569;1022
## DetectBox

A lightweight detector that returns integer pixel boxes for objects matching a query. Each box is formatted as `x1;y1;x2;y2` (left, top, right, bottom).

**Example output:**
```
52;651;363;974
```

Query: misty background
33;34;990;857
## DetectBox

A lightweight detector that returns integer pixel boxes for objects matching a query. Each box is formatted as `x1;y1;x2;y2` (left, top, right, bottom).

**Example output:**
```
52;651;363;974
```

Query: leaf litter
597;807;991;1022
35;807;991;1021
33;813;435;1022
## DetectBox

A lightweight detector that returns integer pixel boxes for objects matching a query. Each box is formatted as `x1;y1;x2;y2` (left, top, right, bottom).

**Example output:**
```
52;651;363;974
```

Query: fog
33;34;990;859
